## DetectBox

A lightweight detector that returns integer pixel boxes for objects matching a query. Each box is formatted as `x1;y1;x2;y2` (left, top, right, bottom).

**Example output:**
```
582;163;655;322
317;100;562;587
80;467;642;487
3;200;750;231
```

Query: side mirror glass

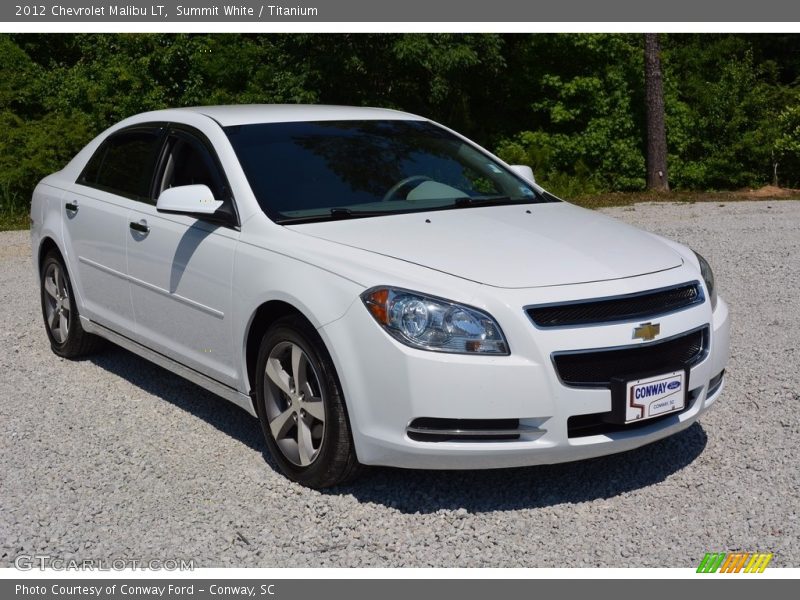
156;184;223;215
510;165;536;184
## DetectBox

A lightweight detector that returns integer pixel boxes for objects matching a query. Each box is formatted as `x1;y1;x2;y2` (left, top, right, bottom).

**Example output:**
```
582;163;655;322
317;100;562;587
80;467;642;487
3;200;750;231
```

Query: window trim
76;121;240;229
151;123;241;229
76;123;168;203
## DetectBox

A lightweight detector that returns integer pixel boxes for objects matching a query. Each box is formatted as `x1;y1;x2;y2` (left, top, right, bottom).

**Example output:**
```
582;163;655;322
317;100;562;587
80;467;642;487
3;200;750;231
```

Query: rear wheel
40;251;103;358
255;316;361;488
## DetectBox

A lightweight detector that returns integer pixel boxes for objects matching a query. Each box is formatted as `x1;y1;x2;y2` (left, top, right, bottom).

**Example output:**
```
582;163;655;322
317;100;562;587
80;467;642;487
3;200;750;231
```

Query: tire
40;251;104;358
254;315;362;488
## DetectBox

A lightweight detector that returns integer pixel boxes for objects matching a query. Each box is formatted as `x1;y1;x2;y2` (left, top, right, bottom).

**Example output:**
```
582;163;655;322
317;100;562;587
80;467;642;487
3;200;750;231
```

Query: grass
1;187;30;231
0;209;29;231
1;187;798;231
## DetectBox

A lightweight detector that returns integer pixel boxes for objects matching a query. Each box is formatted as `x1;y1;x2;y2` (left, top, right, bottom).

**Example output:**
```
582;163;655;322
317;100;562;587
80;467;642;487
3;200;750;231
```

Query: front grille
554;327;708;388
568;385;702;438
568;410;675;438
528;282;703;327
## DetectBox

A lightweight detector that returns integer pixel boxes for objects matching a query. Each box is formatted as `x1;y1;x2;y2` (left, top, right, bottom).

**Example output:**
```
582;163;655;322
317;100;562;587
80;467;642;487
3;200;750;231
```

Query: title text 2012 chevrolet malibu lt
30;105;730;488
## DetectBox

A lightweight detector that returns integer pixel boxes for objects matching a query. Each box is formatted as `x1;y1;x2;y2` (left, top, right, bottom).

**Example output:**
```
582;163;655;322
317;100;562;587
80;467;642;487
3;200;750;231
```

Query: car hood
289;202;683;288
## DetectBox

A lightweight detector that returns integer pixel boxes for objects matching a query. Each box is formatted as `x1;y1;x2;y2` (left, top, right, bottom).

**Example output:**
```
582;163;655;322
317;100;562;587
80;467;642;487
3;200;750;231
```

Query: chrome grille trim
406;425;545;438
406;417;546;442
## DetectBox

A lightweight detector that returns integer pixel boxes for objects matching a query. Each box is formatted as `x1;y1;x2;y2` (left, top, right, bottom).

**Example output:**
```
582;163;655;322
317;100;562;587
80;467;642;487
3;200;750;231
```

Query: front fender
232;238;365;394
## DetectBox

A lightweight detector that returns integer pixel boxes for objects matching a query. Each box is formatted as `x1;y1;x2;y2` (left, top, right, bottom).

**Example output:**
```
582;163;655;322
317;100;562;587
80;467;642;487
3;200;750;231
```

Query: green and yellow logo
697;552;773;573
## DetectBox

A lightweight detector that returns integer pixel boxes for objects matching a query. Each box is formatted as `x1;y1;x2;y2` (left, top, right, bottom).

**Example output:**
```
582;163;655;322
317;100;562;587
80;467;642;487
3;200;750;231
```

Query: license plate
625;370;685;424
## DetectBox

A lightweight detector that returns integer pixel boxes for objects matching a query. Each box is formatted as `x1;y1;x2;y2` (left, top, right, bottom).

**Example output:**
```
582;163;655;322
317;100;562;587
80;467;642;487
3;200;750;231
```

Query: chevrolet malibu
30;105;730;488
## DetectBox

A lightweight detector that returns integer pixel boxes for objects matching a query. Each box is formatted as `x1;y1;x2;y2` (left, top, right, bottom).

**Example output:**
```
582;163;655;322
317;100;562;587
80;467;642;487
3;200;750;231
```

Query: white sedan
30;105;730;488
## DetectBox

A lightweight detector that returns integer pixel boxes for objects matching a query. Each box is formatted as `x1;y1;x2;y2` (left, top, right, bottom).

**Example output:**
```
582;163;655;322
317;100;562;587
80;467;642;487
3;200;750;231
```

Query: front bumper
320;272;730;470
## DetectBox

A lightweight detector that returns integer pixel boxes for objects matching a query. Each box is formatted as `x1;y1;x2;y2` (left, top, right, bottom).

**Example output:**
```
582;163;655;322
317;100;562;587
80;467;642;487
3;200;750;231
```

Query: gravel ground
1;200;798;568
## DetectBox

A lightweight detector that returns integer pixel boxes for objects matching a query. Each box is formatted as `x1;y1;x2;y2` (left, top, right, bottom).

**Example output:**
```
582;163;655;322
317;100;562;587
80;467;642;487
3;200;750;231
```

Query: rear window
79;128;164;201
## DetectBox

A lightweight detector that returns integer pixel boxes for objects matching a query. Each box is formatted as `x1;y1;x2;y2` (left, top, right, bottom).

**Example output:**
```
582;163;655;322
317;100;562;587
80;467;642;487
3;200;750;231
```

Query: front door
126;128;240;388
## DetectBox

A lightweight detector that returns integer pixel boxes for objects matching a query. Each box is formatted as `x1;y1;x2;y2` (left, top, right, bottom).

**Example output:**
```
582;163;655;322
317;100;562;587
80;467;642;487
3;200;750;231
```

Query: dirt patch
735;185;800;199
574;187;800;209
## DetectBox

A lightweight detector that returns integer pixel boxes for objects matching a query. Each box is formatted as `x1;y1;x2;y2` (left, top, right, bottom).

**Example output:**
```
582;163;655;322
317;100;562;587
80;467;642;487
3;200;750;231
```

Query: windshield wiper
329;207;392;219
276;207;393;225
452;195;524;208
276;197;538;225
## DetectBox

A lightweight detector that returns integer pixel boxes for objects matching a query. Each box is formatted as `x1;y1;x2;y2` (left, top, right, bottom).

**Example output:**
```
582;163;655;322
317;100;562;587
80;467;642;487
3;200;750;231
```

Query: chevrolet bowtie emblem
633;322;661;341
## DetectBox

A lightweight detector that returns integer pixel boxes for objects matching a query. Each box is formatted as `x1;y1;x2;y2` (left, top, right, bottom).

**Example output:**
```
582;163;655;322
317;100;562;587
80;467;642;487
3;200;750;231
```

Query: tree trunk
644;33;670;192
771;150;779;187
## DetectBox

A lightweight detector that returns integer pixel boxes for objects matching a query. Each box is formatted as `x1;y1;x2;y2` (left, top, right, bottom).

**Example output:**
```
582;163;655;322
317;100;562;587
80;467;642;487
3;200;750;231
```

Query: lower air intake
407;418;530;442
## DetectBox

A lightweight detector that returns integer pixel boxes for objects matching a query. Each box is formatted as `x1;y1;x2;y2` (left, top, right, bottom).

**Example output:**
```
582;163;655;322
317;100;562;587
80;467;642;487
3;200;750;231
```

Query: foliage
662;36;795;190
1;33;799;228
494;34;646;194
775;96;800;182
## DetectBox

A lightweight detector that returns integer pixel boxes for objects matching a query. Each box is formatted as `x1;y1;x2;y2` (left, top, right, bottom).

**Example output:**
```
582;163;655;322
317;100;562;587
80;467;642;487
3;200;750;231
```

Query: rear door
126;127;240;388
63;125;165;336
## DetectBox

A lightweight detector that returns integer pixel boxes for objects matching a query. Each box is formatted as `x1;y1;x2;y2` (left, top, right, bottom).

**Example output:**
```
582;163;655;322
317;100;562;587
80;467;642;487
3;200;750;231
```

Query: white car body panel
293;203;683;288
61;184;139;337
30;104;731;472
126;204;240;387
30;180;62;266
183;104;422;126
322;273;728;469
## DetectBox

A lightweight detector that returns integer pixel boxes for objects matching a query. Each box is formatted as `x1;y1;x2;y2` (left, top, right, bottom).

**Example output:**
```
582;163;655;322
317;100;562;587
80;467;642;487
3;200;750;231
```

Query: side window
158;132;226;200
80;142;106;185
78;128;163;202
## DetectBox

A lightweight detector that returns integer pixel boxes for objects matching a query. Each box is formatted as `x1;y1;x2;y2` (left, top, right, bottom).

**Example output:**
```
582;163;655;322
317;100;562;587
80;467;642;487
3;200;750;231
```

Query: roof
177;104;425;127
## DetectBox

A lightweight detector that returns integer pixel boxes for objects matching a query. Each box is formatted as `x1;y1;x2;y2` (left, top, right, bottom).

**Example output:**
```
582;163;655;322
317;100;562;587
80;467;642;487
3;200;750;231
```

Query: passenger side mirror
510;165;536;184
156;184;223;216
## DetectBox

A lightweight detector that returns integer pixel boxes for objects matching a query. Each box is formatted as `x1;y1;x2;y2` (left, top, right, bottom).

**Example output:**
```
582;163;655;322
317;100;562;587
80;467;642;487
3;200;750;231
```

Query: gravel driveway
1;200;798;568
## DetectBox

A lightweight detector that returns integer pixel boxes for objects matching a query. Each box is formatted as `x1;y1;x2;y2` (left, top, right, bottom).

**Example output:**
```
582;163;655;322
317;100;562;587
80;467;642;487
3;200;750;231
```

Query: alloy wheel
263;341;326;466
43;262;71;344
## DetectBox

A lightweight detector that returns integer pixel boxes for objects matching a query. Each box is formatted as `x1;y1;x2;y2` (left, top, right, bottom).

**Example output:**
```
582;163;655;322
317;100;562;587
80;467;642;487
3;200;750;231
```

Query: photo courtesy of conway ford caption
30;105;730;488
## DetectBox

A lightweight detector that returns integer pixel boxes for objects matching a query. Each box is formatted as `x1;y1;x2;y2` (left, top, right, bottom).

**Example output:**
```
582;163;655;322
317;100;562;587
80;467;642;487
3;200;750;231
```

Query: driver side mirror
510;165;536;184
156;184;223;216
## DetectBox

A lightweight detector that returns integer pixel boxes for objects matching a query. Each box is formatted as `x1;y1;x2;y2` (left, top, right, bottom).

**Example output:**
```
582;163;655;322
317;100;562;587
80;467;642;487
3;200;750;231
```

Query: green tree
3;32;800;228
495;34;646;195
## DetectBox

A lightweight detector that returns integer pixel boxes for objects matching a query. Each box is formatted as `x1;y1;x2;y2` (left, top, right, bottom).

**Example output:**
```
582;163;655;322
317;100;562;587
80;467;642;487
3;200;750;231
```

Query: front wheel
254;316;361;488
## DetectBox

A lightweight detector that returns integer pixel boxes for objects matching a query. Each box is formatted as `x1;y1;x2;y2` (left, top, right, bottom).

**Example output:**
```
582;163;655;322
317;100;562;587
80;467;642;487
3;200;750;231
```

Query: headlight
693;251;718;310
361;287;509;355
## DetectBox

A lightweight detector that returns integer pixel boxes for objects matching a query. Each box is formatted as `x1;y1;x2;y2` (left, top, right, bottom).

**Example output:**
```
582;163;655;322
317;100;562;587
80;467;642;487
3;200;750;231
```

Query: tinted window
225;120;545;223
80;142;105;185
79;128;163;201
158;133;226;200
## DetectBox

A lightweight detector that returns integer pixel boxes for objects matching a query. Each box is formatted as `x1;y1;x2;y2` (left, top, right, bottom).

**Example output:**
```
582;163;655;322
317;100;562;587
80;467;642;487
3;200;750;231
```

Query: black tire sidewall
40;254;78;356
254;316;354;487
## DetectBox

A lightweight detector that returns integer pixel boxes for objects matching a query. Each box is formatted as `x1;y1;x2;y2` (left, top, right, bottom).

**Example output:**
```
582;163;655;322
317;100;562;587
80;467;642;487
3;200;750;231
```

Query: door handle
129;220;150;234
65;201;79;214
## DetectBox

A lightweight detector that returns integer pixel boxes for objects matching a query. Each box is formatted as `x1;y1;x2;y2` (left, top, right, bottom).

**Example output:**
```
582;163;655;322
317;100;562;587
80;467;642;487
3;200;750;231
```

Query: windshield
224;119;552;223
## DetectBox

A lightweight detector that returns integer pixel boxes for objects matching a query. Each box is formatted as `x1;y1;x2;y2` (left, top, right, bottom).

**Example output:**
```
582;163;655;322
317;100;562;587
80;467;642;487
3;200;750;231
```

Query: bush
2;33;799;229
